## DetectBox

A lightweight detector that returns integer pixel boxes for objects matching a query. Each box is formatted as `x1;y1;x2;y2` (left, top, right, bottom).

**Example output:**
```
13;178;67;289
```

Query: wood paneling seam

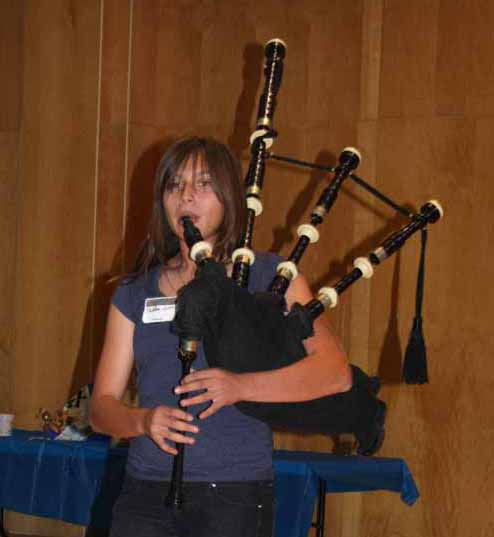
89;0;105;374
122;0;134;265
11;4;26;415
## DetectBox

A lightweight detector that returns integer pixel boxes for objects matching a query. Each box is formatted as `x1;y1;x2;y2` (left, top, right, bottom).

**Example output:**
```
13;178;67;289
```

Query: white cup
0;414;14;436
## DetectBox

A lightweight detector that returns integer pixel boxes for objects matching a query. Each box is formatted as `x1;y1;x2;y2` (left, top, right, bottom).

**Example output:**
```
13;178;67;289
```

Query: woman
90;137;351;537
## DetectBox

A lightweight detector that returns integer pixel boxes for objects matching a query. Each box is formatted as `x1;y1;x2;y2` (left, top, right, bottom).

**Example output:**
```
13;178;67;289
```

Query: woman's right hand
143;406;199;455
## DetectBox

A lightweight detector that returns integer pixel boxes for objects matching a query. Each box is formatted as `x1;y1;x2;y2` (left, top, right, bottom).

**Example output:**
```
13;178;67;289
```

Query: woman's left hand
175;368;248;419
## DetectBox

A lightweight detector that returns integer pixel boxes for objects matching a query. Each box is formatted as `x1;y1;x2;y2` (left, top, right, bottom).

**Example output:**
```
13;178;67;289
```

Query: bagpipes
174;202;442;438
166;39;443;508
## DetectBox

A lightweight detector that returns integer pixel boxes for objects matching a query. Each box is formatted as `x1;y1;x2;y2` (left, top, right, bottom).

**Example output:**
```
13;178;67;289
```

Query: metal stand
0;508;8;537
311;478;326;537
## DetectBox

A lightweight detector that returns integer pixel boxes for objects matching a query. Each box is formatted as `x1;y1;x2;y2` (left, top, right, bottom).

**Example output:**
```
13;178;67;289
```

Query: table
0;430;418;537
273;450;419;537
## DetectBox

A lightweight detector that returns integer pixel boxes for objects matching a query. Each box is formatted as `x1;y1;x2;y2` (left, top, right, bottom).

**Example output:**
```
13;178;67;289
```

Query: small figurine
37;408;53;433
36;385;93;441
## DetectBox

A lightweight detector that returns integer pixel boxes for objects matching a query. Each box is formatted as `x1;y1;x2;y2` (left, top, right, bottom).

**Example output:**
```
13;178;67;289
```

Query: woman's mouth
178;214;199;227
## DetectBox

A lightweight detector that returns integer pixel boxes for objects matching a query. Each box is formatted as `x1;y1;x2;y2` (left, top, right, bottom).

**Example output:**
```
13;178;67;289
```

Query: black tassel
402;228;429;384
403;317;428;384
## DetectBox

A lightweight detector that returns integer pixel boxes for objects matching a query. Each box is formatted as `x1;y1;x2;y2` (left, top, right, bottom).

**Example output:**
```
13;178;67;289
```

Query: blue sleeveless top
112;252;281;482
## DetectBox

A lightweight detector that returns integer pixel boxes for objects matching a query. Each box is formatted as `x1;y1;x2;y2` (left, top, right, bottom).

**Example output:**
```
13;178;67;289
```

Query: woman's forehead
174;154;211;178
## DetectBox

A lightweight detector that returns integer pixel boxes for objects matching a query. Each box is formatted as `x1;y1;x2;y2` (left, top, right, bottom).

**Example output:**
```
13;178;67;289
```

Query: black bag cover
174;261;386;454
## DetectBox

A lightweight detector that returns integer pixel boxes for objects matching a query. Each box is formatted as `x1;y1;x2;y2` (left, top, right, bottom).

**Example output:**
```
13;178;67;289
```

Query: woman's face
162;156;225;244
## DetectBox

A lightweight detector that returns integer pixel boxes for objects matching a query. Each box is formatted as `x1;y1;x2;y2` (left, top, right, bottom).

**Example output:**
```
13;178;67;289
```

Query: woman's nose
180;181;195;201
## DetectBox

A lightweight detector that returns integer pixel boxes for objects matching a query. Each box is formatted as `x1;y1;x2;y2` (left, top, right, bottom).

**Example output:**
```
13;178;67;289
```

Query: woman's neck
168;252;194;276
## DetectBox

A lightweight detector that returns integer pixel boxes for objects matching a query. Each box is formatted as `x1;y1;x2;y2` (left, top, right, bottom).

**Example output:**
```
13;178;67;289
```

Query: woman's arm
90;304;199;454
176;273;352;419
243;272;351;400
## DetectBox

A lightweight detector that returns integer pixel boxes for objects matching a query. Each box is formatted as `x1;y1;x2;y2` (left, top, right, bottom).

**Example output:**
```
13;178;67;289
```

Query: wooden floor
5;531;63;537
2;511;89;537
5;533;106;537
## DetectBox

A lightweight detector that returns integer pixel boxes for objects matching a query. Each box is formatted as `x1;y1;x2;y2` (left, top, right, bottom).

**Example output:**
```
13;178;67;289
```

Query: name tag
142;297;176;323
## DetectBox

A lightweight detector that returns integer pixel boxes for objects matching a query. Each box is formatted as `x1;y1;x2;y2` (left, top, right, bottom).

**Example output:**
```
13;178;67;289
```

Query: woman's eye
167;180;181;191
196;179;212;190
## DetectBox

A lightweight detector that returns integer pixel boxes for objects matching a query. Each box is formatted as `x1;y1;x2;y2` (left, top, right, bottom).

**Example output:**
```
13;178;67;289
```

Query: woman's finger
175;381;207;395
164;430;196;446
167;417;200;434
199;403;222;420
179;393;212;407
181;369;220;384
164;407;195;422
152;434;178;455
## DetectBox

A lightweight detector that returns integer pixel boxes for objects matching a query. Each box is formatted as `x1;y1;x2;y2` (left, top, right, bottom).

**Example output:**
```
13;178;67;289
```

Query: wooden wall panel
305;2;362;128
0;1;23;131
435;0;472;116
0;133;19;413
340;4;385;533
360;114;494;536
0;1;23;414
13;0;101;425
6;2;102;534
198;2;256;137
131;1;202;130
359;1;494;535
467;1;494;117
379;0;439;118
90;0;132;376
361;117;473;537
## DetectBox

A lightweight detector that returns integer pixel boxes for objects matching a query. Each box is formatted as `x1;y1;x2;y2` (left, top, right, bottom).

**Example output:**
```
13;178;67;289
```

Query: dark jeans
109;474;274;537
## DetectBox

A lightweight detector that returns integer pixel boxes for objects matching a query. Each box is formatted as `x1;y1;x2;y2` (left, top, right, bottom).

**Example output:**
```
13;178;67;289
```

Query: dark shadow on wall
69;137;177;401
267;150;337;255
123;139;171;271
228;42;264;157
256;146;413;385
308;208;409;386
310;210;407;291
377;250;404;384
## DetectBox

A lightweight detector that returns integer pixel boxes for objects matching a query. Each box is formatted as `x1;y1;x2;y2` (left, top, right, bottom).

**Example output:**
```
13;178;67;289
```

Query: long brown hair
131;137;246;277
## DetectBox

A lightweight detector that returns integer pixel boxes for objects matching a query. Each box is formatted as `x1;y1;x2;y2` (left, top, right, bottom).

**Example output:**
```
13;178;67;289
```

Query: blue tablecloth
273;450;418;537
0;430;418;537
